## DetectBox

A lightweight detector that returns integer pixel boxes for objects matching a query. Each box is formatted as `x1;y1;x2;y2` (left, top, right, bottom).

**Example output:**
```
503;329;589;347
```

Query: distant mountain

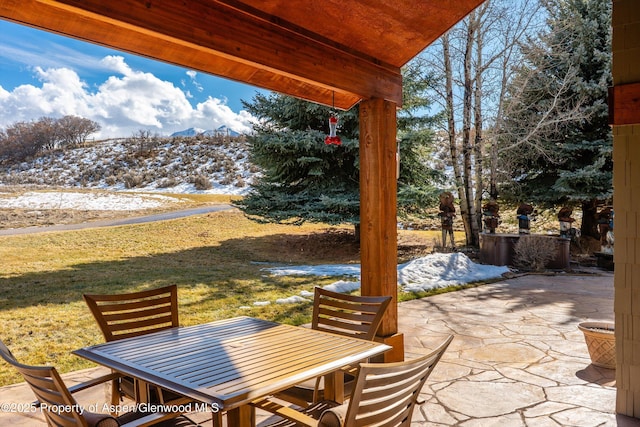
210;125;242;137
170;127;206;137
171;125;241;138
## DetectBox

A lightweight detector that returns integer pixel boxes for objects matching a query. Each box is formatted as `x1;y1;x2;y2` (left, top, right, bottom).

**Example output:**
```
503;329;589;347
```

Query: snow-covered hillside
0;134;257;195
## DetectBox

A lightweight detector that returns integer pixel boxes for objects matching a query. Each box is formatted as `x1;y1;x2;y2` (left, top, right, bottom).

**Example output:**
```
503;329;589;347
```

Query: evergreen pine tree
397;61;447;217
235;64;444;234
499;0;612;238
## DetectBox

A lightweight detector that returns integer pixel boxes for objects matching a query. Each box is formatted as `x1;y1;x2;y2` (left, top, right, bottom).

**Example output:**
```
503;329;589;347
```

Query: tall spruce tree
235;94;361;229
235;64;444;235
499;0;612;238
396;62;447;217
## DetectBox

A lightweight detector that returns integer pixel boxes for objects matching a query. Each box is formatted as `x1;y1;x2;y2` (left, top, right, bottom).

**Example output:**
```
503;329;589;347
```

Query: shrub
234;176;246;187
193;175;212;190
157;177;179;188
123;173;144;189
0;116;100;163
513;235;557;271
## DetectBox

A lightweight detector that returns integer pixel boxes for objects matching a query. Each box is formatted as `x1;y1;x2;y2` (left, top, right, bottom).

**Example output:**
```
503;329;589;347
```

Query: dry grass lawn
0;206;457;386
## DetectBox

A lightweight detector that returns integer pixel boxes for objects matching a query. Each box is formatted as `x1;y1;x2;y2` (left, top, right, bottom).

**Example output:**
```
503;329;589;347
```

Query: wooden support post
359;98;404;362
612;1;640;419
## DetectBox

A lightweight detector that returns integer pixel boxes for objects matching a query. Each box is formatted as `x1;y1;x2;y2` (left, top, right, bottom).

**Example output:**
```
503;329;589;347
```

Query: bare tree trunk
461;11;478;246
473;13;485;236
424;0;542;247
442;33;467;243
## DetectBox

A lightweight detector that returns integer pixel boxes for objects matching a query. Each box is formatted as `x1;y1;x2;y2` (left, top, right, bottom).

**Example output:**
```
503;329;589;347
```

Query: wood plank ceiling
0;0;484;110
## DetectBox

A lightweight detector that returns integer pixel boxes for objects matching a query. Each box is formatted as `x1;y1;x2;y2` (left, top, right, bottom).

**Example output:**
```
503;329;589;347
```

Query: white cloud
0;38;106;73
194;97;254;133
100;55;133;76
0;56;255;137
186;70;203;92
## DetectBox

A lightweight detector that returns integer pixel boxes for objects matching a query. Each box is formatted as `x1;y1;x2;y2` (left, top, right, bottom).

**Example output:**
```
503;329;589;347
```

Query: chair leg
212;411;223;427
109;379;120;415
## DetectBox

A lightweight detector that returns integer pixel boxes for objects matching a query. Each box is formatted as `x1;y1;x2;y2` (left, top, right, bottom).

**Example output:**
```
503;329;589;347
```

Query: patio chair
274;287;392;406
83;285;181;407
83;285;179;342
255;334;454;427
0;340;196;427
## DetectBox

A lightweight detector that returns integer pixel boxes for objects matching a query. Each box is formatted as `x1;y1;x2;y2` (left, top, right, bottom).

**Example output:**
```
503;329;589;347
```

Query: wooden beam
359;98;398;338
609;83;640;126
0;0;402;109
229;0;487;68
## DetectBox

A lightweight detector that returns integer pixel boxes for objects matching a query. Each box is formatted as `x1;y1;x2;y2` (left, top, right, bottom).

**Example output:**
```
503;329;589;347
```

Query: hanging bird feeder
324;92;342;146
324;114;342;146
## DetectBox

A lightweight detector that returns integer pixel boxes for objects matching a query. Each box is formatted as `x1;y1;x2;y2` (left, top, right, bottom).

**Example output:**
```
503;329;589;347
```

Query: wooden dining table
73;316;391;426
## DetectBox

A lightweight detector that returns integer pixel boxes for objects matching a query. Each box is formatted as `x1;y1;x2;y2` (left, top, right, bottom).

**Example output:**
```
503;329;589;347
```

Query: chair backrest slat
311;287;391;340
83;285;179;342
98;294;174;314
315;316;372;335
0;340;87;427
344;335;454;427
106;314;175;333
317;305;377;323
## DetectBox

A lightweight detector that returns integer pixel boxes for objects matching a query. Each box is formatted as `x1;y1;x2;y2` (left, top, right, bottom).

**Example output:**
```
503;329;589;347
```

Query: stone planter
578;321;616;369
479;233;570;269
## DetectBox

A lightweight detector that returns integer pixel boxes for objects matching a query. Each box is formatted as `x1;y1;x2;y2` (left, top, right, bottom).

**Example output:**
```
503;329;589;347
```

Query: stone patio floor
1;269;639;426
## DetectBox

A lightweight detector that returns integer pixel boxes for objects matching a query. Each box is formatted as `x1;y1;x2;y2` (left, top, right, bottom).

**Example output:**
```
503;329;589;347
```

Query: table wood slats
74;317;390;411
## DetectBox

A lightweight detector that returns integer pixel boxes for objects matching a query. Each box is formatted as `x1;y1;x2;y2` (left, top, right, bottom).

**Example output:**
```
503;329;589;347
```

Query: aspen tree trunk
424;0;542;247
473;13;485;236
461;11;479;247
442;34;468;245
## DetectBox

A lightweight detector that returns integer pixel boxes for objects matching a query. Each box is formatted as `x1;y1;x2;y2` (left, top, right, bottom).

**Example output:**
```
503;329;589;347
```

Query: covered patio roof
0;0;486;350
0;0;484;110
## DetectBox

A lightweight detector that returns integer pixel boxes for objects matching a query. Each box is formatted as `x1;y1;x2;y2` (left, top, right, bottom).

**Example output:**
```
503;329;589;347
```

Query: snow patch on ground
398;253;511;292
0;191;181;211
262;252;510;303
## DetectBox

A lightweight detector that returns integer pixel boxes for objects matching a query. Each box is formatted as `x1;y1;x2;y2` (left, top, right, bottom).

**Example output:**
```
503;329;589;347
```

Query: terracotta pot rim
578;321;614;334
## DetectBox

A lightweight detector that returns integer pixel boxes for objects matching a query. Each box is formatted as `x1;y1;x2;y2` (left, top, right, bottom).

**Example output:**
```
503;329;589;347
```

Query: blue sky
0;20;265;137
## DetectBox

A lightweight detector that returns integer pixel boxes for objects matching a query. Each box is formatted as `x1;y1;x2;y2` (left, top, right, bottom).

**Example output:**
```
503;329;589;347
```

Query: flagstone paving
401;270;638;426
1;269;639;426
